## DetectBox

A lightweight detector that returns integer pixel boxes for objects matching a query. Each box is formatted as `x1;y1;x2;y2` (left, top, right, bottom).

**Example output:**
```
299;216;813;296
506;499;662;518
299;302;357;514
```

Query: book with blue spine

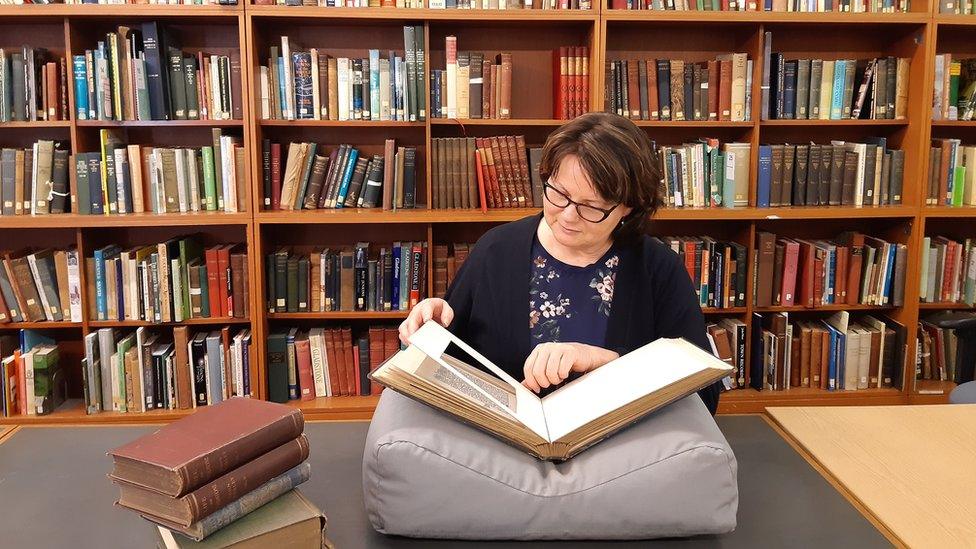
73;55;89;120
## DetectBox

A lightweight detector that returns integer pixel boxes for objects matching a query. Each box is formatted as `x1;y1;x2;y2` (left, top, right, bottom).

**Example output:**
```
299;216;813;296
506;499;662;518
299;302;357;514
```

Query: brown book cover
809;324;823;388
706;325;733;368
327;57;339;121
646;58;659;120
718;57;732;121
107;397;304;498
799;323;812;388
368;327;384;396
382;139;395;211
867;325;881;387
707;59;719;120
503;136;525;206
835;231;865;305
669;59;685;121
6;253;44;322
627;58;640;119
230;252;245;318
466;137;479;209
833;244;849;304
790;332;801;388
756;231;776;308
771;242;785;306
497;53;512;120
342;327;356;396
781;144;796;206
173;326;193;410
324;328;342;397
488;137;511;207
295;334;315;401
115;435;310;528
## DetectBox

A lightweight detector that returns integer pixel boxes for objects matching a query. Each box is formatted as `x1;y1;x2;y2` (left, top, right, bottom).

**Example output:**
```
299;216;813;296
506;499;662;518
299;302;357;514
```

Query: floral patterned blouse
529;235;620;348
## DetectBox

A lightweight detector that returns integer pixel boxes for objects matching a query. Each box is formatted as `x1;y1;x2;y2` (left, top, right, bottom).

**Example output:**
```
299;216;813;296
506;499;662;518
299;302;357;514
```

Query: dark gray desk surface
0;417;891;549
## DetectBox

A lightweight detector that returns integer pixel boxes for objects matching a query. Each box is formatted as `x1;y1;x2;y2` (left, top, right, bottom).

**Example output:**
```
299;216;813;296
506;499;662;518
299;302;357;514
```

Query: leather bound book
342;327;356;395
755;231;776;308
627;58;640;119
769;144;784;207
669;59;684;121
173;326;193;410
790;333;801;388
781;144;795;206
497;53;512;120
295;334;315;401
771;242;785;306
115;435;310;528
465;138;478;209
706;325;733;368
339;250;354;312
841;150;858;206
107;397;304;498
646;58;659;120
230;252;245;318
799;323;812;388
706;59;718;121
325;328;342;396
793;144;809;206
806;144;821;206
718;57;732;121
302;154;330;210
827;145;843;206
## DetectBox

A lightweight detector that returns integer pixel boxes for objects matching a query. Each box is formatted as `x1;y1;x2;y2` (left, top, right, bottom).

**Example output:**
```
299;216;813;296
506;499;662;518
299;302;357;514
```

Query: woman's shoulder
469;213;539;256
630;234;685;277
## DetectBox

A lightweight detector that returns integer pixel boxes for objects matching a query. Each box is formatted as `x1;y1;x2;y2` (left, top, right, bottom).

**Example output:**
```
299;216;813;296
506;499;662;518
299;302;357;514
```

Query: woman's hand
522;342;620;394
398;298;455;345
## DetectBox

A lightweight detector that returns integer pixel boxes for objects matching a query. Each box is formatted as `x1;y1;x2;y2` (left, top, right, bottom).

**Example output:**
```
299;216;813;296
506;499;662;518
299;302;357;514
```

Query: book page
414;353;517;416
541;338;731;442
408;321;549;441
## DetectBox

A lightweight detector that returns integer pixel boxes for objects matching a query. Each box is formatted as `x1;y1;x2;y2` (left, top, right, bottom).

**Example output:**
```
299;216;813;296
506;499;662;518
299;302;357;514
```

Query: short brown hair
539;112;663;243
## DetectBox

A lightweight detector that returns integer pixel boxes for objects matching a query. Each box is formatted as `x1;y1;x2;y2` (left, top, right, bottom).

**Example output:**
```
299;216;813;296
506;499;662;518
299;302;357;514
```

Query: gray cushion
362;390;738;540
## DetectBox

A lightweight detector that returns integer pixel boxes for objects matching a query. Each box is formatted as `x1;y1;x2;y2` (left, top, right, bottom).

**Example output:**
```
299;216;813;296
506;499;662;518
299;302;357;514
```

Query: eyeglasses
542;181;619;223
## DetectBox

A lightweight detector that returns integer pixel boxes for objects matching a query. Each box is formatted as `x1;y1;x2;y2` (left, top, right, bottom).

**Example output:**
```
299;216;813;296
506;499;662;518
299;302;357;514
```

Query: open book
369;321;733;461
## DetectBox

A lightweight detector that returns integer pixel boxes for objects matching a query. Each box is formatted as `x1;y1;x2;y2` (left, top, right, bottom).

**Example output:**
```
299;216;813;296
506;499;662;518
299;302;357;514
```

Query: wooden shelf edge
268;312;408;320
76;119;243;127
246;5;598;20
922;206;976;217
0;212;251;228
89;318;252;328
0;4;242;16
761;118;907;126
0;322;82;330
0;400;193;426
602;10;927;23
0;121;71;128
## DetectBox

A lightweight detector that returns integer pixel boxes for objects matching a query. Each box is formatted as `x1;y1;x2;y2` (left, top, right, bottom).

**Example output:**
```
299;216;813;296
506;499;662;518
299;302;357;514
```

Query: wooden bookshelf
6;0;976;425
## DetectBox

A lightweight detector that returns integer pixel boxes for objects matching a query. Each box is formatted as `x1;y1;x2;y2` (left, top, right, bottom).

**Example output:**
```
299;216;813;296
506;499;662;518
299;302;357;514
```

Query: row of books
261;29;425;122
605;55;751;122
266;242;428;313
1;332;64;417
933;55;976;121
757;139;905;208
72;129;246;216
432;42;514;120
752;311;906;392
611;0;907;11
656;236;748;309
432;242;472;298
926;138;976;206
553;46;590;120
84;326;252;415
268;325;399;402
0;48;67;123
917;311;976;385
0;141;71;216
920;236;976;306
939;0;976;13
762;34;909;121
754;231;907;308
73;23;241;122
89;239;249;323
261;139;418;210
26;0;237;4
657;140;751;209
0;247;82;324
431;135;541;210
259;0;587;7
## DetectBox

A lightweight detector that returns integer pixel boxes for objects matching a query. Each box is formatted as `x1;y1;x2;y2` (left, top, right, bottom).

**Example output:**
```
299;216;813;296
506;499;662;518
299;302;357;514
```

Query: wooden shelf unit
3;0;974;425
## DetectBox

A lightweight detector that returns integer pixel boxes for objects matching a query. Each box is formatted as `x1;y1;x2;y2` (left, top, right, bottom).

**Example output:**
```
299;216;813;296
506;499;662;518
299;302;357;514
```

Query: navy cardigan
443;213;722;415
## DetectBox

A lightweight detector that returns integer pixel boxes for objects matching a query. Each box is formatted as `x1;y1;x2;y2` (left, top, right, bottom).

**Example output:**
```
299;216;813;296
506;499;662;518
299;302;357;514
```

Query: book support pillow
362;390;739;540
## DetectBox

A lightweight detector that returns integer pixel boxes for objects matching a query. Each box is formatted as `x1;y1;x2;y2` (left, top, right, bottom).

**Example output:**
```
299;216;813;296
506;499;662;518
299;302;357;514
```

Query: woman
399;112;722;414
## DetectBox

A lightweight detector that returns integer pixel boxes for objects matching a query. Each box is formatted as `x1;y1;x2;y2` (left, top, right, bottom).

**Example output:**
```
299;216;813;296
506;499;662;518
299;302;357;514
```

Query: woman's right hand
398;298;455;345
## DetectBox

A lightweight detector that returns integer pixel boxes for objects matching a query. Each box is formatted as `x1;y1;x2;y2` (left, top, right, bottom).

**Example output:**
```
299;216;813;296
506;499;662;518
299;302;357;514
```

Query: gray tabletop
0;417;890;548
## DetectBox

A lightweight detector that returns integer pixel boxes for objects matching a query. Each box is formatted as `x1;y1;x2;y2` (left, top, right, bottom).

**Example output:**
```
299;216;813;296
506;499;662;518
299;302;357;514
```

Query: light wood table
767;405;976;549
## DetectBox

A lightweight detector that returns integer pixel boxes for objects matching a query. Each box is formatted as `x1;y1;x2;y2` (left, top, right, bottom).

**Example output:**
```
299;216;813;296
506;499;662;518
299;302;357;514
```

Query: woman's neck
537;218;612;267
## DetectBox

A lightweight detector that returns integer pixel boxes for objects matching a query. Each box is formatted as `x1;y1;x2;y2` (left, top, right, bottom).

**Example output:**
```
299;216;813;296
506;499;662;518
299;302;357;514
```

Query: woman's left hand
521;342;620;394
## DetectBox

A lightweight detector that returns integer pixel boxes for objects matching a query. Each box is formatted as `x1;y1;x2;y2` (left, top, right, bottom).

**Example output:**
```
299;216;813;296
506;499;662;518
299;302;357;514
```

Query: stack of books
108;398;322;544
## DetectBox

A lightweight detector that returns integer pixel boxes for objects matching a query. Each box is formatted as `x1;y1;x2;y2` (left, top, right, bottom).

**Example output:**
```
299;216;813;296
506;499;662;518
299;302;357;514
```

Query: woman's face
542;154;632;252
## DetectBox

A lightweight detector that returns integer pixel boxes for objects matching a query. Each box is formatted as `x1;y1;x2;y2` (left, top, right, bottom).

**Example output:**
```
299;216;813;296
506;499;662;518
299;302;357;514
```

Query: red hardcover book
217;245;232;318
553;47;567;119
474;149;488;213
780;238;800;307
295;336;315;401
341;327;356;395
327;328;346;396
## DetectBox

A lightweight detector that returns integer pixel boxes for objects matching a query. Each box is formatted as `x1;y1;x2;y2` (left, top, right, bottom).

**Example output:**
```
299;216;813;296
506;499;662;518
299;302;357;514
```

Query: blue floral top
528;236;620;348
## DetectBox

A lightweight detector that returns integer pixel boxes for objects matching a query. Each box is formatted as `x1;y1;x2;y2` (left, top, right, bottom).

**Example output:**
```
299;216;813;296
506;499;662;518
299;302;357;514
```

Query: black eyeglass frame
542;181;621;223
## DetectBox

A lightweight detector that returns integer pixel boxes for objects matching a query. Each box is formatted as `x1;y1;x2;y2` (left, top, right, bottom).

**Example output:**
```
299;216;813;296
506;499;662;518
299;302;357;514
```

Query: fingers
522;346;541;393
439;302;454;327
544;348;563;387
522;343;577;394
